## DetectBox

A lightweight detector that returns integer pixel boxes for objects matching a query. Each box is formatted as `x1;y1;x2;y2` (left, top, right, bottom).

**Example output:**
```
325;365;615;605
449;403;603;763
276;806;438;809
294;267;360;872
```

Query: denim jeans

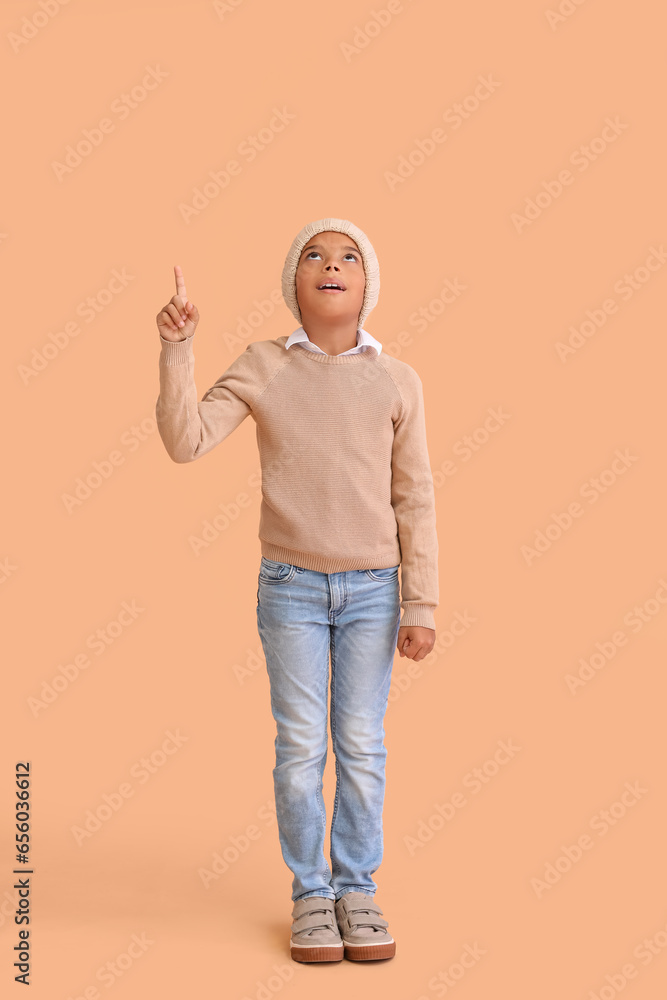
256;556;401;903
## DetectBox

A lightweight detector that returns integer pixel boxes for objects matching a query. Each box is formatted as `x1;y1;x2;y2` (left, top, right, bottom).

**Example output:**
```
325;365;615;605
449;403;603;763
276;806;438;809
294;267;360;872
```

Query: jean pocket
259;557;297;584
364;565;400;582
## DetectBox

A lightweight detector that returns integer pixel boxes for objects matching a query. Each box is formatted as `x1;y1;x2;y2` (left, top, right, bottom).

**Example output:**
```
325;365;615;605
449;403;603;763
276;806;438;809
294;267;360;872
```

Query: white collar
284;326;382;356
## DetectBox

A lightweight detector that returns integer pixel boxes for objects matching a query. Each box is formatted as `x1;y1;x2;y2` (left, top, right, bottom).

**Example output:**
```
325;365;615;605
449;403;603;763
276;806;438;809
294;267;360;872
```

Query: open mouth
317;282;346;292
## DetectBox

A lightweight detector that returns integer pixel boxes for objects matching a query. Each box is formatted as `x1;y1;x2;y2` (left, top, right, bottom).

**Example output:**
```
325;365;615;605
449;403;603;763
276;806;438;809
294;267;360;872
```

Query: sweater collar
284;326;382;357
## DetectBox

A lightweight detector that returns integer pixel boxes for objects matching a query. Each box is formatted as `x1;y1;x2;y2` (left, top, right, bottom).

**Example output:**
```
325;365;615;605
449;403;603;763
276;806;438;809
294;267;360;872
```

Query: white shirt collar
284;326;382;357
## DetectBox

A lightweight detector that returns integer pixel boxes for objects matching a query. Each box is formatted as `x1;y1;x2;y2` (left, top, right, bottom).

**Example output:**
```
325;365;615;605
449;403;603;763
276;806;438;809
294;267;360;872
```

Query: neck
300;315;360;356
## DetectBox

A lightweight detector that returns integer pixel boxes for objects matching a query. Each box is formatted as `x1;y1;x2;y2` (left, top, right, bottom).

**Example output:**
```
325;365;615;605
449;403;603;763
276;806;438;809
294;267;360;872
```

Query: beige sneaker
335;892;396;961
290;895;343;963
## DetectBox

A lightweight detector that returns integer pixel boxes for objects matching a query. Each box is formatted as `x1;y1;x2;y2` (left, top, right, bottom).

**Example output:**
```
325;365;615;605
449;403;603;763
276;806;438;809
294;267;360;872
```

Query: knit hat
281;218;380;328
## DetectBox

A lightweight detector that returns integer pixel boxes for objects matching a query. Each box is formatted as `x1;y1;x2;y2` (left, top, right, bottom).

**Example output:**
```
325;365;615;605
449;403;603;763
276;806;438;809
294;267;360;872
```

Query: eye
304;251;358;261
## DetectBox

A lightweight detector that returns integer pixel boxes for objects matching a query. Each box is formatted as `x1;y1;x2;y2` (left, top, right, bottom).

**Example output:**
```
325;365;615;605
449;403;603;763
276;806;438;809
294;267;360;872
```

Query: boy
155;218;439;963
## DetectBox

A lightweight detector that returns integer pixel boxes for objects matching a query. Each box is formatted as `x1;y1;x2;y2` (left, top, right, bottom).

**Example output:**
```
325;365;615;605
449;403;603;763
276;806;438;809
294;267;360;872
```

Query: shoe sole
290;940;344;962
342;937;396;961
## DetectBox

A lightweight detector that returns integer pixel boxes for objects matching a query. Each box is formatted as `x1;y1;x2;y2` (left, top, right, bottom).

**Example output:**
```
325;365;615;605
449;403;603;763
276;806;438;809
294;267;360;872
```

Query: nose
324;262;340;271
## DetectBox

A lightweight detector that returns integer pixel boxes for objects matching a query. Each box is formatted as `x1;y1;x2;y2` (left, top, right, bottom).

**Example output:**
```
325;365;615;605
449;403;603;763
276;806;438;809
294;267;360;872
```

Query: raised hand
156;265;200;342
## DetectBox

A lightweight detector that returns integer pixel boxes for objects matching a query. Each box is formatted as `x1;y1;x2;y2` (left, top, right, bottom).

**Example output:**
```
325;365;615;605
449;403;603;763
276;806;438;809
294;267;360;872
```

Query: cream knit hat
281;218;380;328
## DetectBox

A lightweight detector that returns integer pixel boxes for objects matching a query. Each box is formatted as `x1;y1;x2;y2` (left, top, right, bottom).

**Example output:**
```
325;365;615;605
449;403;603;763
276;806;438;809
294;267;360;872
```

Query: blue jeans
256;556;401;903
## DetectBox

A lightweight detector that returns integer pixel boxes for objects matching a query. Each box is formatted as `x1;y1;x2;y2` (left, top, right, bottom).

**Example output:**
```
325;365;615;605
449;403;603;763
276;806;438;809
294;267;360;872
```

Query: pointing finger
174;264;188;304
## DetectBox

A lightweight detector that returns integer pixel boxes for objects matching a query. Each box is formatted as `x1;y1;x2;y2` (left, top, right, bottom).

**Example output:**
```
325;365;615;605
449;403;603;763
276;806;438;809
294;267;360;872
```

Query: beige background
2;0;666;996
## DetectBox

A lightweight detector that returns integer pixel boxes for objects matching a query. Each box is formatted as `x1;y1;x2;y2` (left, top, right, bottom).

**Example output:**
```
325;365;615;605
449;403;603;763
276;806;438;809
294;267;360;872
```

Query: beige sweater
155;333;439;630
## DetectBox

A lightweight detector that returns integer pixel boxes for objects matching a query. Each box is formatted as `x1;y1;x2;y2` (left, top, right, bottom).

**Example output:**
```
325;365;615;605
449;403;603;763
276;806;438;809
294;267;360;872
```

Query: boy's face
295;231;366;327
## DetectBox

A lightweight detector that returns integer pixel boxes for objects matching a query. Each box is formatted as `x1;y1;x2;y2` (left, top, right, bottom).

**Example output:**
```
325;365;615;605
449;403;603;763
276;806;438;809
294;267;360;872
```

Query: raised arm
155;265;252;463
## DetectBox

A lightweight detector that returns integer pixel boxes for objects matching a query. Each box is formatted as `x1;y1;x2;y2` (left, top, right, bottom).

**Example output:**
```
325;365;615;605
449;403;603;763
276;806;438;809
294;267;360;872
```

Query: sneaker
290;895;343;963
335;892;396;961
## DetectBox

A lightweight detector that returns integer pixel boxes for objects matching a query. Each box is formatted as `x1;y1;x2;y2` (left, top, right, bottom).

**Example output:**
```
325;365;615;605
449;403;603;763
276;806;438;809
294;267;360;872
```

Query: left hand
397;626;435;661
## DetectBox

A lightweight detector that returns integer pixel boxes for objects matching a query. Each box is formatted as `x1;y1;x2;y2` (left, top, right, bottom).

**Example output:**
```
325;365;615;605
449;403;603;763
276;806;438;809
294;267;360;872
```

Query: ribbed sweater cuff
400;605;436;631
159;334;194;364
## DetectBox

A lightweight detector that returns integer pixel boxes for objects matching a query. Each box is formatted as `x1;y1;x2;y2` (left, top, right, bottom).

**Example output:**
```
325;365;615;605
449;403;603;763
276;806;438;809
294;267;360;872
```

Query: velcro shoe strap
346;899;384;916
294;910;336;933
349;913;389;930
